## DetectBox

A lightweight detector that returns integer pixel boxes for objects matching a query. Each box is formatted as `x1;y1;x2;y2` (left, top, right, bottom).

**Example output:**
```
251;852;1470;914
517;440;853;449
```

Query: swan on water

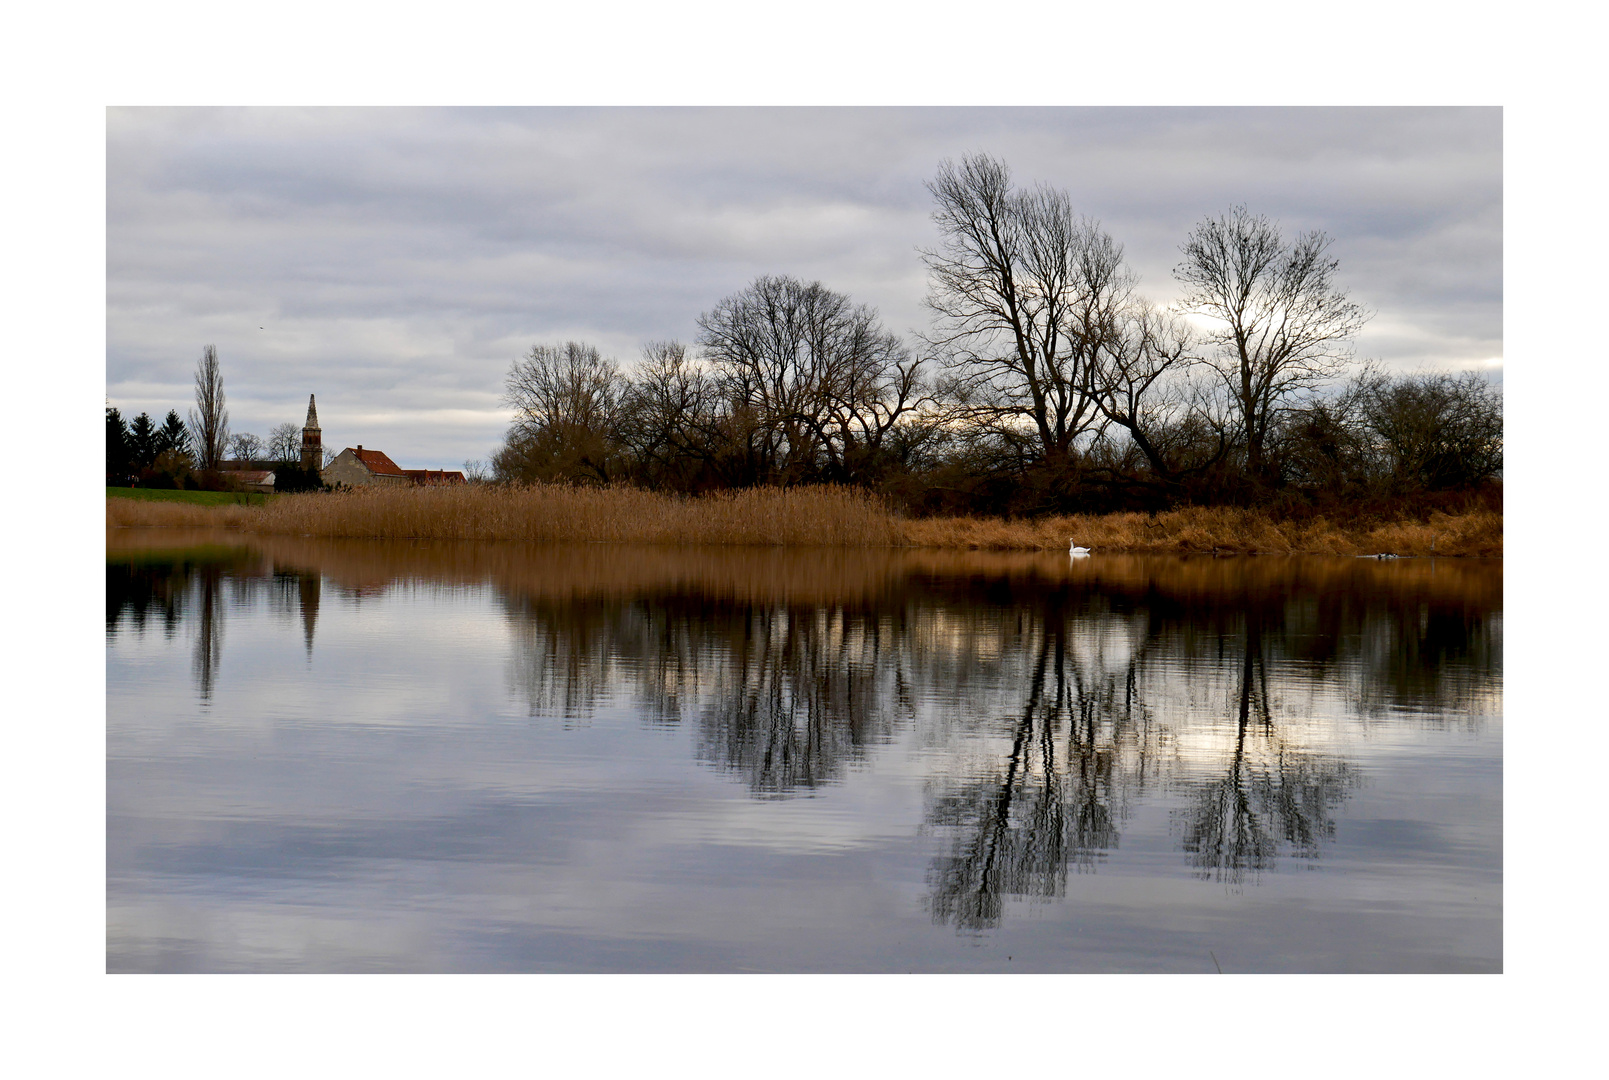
1069;540;1092;556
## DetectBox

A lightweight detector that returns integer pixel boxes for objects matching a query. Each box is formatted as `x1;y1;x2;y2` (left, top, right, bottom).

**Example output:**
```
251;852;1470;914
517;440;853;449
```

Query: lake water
106;528;1501;972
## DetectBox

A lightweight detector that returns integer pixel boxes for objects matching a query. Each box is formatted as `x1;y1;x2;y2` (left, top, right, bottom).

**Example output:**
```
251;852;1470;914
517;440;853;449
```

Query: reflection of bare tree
1177;616;1359;884
927;635;1065;930
504;598;640;723
106;546;327;696
923;598;1369;928
925;613;1160;930
693;605;908;796
503;595;912;794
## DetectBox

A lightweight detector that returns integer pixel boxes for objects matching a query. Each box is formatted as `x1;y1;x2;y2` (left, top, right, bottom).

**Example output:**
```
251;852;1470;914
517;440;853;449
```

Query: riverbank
105;483;1502;556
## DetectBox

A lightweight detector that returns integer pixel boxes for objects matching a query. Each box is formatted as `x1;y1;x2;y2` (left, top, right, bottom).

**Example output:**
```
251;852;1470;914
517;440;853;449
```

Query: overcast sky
106;106;1501;470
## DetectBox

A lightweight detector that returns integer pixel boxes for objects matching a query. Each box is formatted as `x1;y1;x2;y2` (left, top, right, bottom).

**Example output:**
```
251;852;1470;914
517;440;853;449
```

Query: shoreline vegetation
106;484;1502;557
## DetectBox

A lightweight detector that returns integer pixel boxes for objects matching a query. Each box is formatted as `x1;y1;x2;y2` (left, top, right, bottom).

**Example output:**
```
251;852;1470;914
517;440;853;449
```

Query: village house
322;445;410;487
217;454;279;493
216;465;277;494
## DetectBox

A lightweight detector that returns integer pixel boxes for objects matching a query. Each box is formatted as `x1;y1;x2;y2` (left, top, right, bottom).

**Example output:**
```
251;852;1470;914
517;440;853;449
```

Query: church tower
300;394;322;471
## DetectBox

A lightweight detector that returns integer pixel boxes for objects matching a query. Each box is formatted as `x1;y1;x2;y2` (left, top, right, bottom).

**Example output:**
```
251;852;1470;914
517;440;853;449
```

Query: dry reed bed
106;498;258;529
901;505;1503;557
247;483;903;546
106;485;1501;556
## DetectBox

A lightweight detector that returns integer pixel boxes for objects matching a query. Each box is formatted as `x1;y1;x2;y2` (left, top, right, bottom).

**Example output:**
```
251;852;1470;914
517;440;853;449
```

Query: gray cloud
107;106;1501;469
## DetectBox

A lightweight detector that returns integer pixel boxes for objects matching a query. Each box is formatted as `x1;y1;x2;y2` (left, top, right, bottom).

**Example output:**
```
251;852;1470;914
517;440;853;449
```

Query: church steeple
300;394;322;471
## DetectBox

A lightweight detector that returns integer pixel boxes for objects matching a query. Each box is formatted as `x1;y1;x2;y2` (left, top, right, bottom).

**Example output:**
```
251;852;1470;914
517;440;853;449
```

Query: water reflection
1173;613;1359;887
107;540;324;699
106;529;1500;938
922;604;1170;928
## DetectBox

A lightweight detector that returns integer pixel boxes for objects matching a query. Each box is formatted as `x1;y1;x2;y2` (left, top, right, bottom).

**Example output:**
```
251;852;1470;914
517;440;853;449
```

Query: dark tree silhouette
1175;207;1369;484
697;275;924;486
188;344;229;471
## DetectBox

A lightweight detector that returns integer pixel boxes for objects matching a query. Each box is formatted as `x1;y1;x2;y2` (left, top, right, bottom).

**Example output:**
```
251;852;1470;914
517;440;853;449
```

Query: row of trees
106;344;329;491
105;408;192;487
494;155;1500;516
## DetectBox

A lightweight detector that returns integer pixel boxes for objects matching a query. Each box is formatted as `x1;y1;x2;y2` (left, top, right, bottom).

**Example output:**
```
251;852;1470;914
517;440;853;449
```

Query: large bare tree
923;155;1109;471
616;340;724;487
1174;206;1370;482
499;341;624;483
696;275;923;485
188;344;229;471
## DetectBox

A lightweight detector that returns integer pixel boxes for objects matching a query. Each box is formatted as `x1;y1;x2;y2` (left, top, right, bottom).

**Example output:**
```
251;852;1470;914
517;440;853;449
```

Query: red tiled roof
349;447;405;476
404;469;467;485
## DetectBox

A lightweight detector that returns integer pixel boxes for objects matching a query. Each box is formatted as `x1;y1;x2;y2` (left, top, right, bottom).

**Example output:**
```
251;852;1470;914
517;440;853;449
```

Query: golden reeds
105;484;1502;556
899;505;1502;557
105;498;259;529
230;483;896;546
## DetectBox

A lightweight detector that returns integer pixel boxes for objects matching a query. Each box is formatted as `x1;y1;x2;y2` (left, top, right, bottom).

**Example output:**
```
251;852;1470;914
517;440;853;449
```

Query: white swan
1069;539;1091;556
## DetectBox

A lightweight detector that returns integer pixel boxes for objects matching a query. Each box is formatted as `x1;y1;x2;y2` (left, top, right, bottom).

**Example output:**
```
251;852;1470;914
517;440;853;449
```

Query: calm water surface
106;528;1501;972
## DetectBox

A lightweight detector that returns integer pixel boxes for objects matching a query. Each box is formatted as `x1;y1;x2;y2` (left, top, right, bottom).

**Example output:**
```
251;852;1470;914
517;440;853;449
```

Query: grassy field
104;483;1502;556
106;487;276;507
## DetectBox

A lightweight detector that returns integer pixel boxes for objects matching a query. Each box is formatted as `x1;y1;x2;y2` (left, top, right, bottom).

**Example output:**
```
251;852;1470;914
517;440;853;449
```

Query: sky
106;106;1501;471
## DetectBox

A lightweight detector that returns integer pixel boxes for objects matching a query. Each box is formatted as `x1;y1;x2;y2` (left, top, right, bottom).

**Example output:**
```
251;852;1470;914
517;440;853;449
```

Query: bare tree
227;432;264;462
188;344;229;471
267;422;301;463
617;340;723;487
498;341;624;483
1174;206;1370;483
696;275;923;485
922;155;1110;471
1353;369;1503;491
1085;301;1214;480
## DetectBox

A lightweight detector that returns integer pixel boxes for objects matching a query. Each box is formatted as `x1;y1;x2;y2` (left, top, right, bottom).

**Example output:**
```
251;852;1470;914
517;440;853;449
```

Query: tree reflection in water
105;543;324;702
506;595;911;795
923;604;1160;930
1175;615;1359;886
108;535;1496;932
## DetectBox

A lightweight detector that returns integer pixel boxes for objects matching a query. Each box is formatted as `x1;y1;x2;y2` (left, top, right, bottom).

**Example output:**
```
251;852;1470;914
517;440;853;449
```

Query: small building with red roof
322;445;409;488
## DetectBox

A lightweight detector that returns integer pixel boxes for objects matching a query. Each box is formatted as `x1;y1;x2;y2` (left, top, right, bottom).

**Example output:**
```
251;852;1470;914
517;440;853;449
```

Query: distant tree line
493;154;1501;517
106;344;328;492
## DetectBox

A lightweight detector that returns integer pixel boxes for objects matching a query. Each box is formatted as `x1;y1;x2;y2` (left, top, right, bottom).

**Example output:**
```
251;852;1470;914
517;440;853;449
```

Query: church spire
300;394;323;471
